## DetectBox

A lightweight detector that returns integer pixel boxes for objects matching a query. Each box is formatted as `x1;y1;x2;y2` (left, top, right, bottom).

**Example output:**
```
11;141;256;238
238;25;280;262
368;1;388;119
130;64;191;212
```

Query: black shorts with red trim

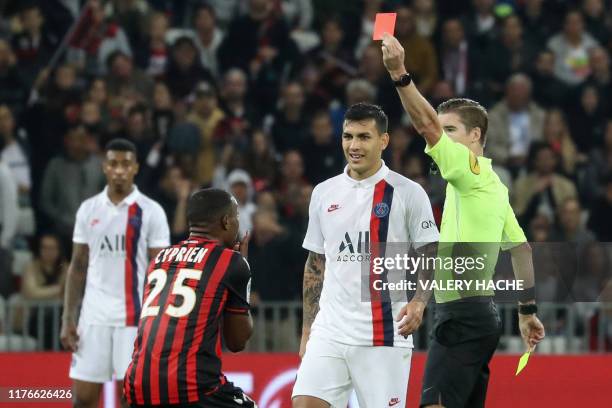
420;297;501;408
130;382;257;408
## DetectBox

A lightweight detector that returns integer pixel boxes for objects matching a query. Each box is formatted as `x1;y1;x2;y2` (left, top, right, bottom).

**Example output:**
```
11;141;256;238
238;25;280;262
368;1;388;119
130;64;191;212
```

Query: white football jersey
73;186;170;327
303;162;440;347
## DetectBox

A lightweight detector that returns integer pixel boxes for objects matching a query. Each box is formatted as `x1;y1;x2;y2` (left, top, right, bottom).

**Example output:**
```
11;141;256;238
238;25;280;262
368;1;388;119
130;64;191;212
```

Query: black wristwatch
393;73;413;87
518;304;538;315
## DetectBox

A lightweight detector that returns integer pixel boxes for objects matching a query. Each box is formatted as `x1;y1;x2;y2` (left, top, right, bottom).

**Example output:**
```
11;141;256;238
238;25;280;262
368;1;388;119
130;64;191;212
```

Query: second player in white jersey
61;138;170;408
73;185;170;327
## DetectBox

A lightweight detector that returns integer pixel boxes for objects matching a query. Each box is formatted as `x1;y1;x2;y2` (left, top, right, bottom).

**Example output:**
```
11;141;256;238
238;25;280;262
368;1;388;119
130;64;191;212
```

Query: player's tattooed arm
302;251;325;329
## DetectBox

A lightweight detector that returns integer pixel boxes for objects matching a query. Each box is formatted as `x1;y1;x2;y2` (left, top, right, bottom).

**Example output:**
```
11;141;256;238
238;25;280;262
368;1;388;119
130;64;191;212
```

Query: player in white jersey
60;138;170;408
292;103;440;408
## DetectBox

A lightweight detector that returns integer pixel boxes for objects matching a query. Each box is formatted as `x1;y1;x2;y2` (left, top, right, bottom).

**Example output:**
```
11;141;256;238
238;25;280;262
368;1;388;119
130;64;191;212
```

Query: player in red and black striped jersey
124;188;256;408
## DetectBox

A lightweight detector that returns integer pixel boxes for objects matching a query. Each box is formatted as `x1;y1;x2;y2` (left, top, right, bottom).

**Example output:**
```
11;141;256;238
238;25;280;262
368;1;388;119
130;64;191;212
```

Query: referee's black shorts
420;298;501;408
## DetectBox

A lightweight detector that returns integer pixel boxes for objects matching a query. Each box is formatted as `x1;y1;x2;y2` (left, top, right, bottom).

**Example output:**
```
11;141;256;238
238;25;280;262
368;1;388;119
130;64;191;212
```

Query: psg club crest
373;202;390;218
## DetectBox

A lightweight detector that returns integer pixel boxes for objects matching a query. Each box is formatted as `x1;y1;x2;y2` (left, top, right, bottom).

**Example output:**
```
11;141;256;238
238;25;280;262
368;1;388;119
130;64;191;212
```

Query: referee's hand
518;314;545;351
396;301;426;338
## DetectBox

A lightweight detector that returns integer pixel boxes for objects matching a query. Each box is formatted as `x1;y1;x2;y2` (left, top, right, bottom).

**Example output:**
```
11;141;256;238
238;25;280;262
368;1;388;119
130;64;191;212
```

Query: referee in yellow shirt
381;34;546;408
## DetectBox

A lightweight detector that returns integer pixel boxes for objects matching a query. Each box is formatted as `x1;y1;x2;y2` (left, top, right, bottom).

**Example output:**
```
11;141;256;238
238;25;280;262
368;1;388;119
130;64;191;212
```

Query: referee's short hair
344;102;388;135
105;138;138;158
187;188;233;226
437;98;488;146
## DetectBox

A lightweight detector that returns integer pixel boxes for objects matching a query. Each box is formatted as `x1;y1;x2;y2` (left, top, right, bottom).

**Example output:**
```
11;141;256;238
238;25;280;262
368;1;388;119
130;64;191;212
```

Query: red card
373;13;397;40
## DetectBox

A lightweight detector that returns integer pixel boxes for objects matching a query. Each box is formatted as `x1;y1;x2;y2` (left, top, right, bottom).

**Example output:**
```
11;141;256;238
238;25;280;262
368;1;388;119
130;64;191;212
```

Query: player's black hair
437;98;488;146
187;188;233;226
105;138;138;156
344;102;388;134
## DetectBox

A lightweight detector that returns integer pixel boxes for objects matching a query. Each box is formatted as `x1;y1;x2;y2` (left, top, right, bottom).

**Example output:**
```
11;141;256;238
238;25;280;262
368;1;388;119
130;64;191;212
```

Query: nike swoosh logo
327;206;340;212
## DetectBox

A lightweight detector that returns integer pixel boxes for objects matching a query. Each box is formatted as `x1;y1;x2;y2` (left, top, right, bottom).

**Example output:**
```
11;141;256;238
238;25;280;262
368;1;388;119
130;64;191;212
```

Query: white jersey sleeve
303;185;324;254
147;202;170;248
73;201;89;244
404;183;440;249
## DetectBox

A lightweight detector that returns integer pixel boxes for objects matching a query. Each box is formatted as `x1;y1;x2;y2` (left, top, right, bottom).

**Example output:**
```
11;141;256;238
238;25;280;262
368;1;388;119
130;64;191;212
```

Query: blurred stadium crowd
0;0;611;349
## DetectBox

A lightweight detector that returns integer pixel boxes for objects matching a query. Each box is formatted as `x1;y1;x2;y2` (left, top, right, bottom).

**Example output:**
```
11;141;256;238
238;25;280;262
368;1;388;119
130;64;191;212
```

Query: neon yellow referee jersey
425;132;527;303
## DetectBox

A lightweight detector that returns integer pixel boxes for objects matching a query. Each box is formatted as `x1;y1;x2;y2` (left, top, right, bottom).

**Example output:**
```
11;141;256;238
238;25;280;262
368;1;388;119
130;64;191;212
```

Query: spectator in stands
551;198;595;250
87;78;110;120
486;74;545;172
219;0;298;109
529;50;568;108
0;105;31;201
568;84;607;153
245;129;276;191
151;81;174;141
67;0;132;75
21;233;66;350
588;174;612;241
122;104;158;193
0;156;17;298
460;0;497;52
483;15;539;101
226;169;257;236
413;0;438;38
192;4;224;78
513;142;578;227
575;242;611;304
11;3;57;88
307;16;356;104
395;6;438;96
359;44;402;124
249;208;301;298
0;39;28;116
152;165;190;243
517;0;557;48
275;150;308;218
22;234;66;301
40;126;104;247
581;0;609;45
134;12;170;78
542;109;580;176
547;10;599;86
582;120;612;203
0;154;17;247
205;0;241;29
384;126;424;173
164;36;214;100
300;111;344;185
354;0;383;59
438;18;478;97
269;81;309;153
217;68;260;141
329;79;377;137
186;82;224;187
584;47;611;115
528;213;553;242
283;183;313;247
105;50;154;103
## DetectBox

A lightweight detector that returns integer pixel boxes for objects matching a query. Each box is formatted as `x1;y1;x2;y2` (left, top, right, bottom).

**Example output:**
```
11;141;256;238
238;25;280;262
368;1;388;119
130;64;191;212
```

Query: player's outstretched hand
60;320;79;352
233;230;250;259
396;300;426;338
518;313;545;351
381;33;406;77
